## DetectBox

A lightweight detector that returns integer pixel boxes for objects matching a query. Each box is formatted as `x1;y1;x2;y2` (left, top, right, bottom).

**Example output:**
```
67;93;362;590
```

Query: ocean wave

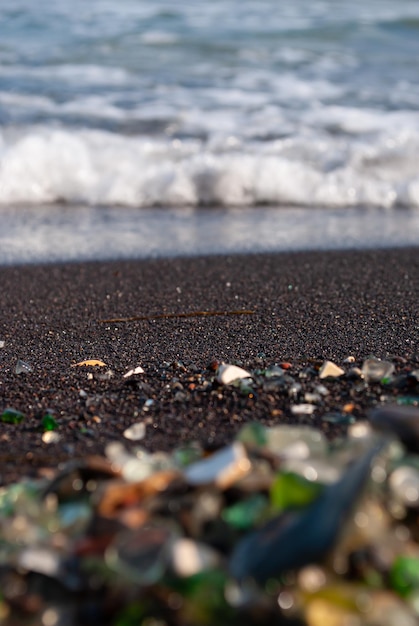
1;126;419;209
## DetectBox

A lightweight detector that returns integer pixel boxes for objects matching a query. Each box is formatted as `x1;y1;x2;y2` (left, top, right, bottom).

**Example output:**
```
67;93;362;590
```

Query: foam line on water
1;127;419;209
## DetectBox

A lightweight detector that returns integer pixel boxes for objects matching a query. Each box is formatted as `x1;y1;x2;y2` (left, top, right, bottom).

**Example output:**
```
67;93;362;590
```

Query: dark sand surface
0;247;418;485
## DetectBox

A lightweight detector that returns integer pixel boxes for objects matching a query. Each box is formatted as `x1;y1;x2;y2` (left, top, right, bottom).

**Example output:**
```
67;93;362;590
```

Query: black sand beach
0;247;418;485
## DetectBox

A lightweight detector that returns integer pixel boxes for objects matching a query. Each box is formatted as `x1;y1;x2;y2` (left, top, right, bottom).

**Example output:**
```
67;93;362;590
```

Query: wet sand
0;247;418;485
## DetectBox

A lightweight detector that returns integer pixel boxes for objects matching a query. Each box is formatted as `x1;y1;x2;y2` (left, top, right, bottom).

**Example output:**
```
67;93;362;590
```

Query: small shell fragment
216;363;252;385
72;359;107;368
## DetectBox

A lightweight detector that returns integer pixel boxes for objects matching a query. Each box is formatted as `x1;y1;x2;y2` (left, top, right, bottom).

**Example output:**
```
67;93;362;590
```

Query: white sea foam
1;125;419;208
0;64;131;86
1;0;419;212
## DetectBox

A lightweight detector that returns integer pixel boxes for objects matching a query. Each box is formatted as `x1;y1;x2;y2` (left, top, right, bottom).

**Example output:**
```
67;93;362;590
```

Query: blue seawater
1;0;419;262
1;0;419;208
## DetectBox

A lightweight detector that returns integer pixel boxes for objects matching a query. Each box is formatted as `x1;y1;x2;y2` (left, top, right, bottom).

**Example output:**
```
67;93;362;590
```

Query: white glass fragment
15;359;33;374
216;363;252;385
42;431;61;444
184;442;250;488
319;360;345;379
123;366;145;378
170;538;220;577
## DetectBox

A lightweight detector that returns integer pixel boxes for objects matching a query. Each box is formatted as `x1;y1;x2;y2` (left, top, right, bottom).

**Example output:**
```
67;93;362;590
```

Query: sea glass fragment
123;366;144;378
304;392;321;403
170;538;220;577
234;379;255;396
42;431;61;444
173;444;203;467
123;422;146;441
173;569;231;625
15;359;32;374
389;466;419;507
348;421;373;439
236;422;267;447
291;403;316;416
264;365;285;378
42;413;58;431
230;444;380;583
397;397;419;407
58;501;93;534
0;340;4;348
283;457;341;484
184;442;250;489
216;363;252;385
319;360;345;379
270;472;322;512
369;405;419;452
98;470;178;517
222;494;268;530
304;595;360;626
106;525;175;585
322;413;355;425
266;425;327;458
361;357;395;383
18;547;61;577
390;555;419;598
1;408;24;424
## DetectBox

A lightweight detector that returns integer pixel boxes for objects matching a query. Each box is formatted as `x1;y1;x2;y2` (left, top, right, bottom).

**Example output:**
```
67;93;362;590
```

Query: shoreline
0;246;418;484
2;204;419;266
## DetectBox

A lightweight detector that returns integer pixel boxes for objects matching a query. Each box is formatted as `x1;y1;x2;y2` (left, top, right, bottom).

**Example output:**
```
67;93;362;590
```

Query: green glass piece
231;379;254;396
380;376;393;385
172;569;232;625
42;413;58;431
269;471;322;512
236;422;267;447
173;444;202;467
322;413;355;425
0;408;24;424
390;555;419;598
0;481;39;516
114;602;147;626
222;494;268;530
